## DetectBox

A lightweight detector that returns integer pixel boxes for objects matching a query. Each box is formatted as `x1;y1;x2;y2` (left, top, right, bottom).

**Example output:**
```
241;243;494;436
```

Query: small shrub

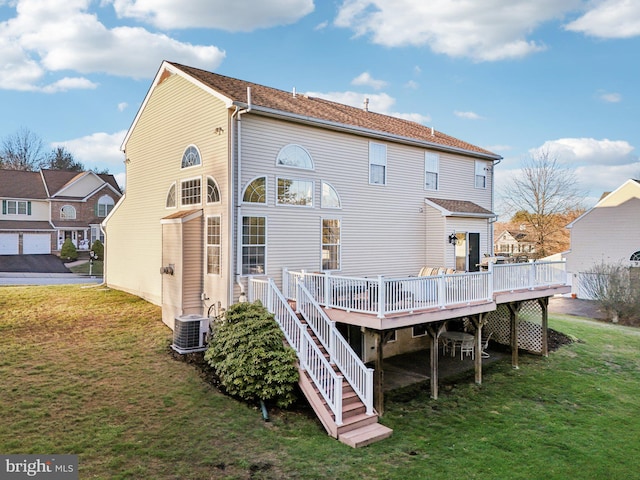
204;301;299;408
581;262;640;325
60;238;78;261
90;240;104;261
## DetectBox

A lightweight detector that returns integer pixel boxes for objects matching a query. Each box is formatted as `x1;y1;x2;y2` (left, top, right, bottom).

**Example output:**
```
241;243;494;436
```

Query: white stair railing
248;277;343;425
296;281;374;415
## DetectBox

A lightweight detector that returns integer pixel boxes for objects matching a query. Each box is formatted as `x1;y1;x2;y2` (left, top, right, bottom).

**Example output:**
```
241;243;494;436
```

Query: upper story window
207;216;221;275
243;177;266;204
2;200;31;216
277;178;313;207
475;160;488;189
631;251;640;265
276;144;314;170
181;145;201;169
322;219;341;271
181;177;201;206
166;183;176;208
207;177;221;204
425;153;439;190
60;205;76;220
96;195;115;217
321;182;341;209
242;216;266;275
369;142;387;185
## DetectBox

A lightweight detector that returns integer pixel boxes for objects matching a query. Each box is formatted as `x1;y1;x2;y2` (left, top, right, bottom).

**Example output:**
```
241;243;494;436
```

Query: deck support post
426;322;447;399
470;314;487;384
373;329;385;416
507;302;523;369
538;297;549;357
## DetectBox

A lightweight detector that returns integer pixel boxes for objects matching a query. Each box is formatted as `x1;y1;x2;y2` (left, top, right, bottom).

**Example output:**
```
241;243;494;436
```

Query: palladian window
243;177;266;204
166;184;176;208
207;177;221;204
321;182;341;209
181;145;201;169
60;205;76;220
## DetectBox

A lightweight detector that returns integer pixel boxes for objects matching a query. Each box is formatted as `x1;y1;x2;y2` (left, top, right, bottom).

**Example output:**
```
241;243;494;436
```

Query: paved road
0;272;103;286
0;254;102;285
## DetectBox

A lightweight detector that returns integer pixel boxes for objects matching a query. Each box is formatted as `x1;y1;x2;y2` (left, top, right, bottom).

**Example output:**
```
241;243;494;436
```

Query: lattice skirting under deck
484;301;544;354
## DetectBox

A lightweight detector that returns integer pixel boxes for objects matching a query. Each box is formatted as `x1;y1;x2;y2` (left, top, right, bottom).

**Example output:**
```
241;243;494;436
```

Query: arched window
181;145;201;169
207;177;221;204
630;251;640;263
166;184;176;208
321;182;341;209
60;205;76;220
96;195;115;217
243;177;266;203
276;144;314;170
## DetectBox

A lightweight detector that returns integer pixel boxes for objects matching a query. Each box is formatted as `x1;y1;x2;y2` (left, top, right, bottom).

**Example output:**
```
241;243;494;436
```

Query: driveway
0;254;102;285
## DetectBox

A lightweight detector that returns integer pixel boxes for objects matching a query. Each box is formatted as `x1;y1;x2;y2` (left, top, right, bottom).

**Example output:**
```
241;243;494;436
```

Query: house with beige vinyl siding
564;179;640;297
104;61;569;445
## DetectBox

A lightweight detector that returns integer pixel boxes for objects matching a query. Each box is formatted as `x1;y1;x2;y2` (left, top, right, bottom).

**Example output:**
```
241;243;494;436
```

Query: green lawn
1;285;639;479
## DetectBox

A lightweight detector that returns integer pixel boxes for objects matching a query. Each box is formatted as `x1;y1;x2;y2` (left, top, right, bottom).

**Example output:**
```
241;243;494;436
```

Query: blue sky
1;0;638;213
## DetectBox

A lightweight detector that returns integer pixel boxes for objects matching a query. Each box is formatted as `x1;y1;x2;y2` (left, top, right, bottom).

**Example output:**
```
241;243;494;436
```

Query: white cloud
315;20;329;30
117;102;128;112
351;72;388;90
0;0;226;91
110;0;314;31
41;77;98;93
565;0;640;38
52;130;127;172
454;110;483;120
305;89;430;124
599;92;622;103
533;138;636;166
334;0;581;61
404;80;419;89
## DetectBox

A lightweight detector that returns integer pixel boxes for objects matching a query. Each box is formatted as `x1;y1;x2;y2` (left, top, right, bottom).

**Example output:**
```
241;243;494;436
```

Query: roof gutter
231;102;502;162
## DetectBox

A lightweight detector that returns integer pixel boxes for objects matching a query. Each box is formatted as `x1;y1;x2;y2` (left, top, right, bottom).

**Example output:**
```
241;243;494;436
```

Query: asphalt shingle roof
426;197;494;216
169;62;500;160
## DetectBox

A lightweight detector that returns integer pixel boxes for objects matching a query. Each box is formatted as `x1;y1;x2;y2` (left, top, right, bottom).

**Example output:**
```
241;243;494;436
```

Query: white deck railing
284;261;566;317
296;281;374;415
248;277;343;425
490;261;567;293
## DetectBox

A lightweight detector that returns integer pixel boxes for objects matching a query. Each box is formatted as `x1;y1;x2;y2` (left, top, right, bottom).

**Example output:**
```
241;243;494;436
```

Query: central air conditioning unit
171;314;210;354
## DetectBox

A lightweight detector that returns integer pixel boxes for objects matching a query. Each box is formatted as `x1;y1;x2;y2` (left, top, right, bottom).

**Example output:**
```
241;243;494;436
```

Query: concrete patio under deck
379;345;509;392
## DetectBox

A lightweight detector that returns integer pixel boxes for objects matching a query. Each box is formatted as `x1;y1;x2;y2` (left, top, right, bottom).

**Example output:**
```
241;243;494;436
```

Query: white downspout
231;87;252;304
489;158;502;255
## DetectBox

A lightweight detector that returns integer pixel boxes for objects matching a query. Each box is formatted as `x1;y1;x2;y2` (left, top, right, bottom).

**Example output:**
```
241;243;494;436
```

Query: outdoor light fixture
448;233;458;245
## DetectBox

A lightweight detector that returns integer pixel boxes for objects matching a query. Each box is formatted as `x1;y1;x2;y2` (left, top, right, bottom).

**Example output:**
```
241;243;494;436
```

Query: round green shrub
204;301;299;408
60;238;78;261
90;239;104;261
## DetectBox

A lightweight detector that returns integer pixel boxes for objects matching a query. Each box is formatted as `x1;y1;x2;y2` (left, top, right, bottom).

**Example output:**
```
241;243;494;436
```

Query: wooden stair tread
339;423;393;448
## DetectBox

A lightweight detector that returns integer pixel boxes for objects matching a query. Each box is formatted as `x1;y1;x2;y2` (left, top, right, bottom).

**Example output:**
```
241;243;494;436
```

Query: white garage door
0;233;19;254
23;234;52;254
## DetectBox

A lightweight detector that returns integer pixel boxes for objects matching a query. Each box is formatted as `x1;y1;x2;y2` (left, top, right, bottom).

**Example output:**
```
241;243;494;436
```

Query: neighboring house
564;179;640;297
104;61;568;445
0;169;122;255
494;227;536;258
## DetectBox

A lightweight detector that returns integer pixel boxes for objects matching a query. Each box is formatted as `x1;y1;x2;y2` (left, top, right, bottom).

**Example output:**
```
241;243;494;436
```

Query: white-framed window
96;195;115;217
321;182;341;209
242;216;266;275
206;177;221;204
2;200;30;216
181;145;201;169
412;325;428;337
630;250;640;267
166;183;176;208
276;144;314;170
242;177;266;204
181;177;201;206
475;161;487;189
385;330;397;343
276;178;313;207
425;153;439;190
207;216;221;275
369;142;387;185
60;205;76;220
322;218;341;271
90;225;104;245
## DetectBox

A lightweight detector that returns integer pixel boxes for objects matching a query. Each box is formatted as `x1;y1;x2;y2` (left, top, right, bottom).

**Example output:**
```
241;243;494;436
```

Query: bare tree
0;127;47;171
501;150;585;258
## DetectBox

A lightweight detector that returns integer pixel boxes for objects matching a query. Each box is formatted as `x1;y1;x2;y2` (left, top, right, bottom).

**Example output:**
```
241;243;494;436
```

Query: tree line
0;127;108;173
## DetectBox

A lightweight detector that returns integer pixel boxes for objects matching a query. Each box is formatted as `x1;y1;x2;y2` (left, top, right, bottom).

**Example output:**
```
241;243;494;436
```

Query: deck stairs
295;312;393;448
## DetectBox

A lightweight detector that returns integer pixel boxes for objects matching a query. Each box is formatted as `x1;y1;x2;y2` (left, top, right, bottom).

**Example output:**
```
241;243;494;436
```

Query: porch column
538;297;549;357
426;322;447;400
470;314;487;384
507;302;523;369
